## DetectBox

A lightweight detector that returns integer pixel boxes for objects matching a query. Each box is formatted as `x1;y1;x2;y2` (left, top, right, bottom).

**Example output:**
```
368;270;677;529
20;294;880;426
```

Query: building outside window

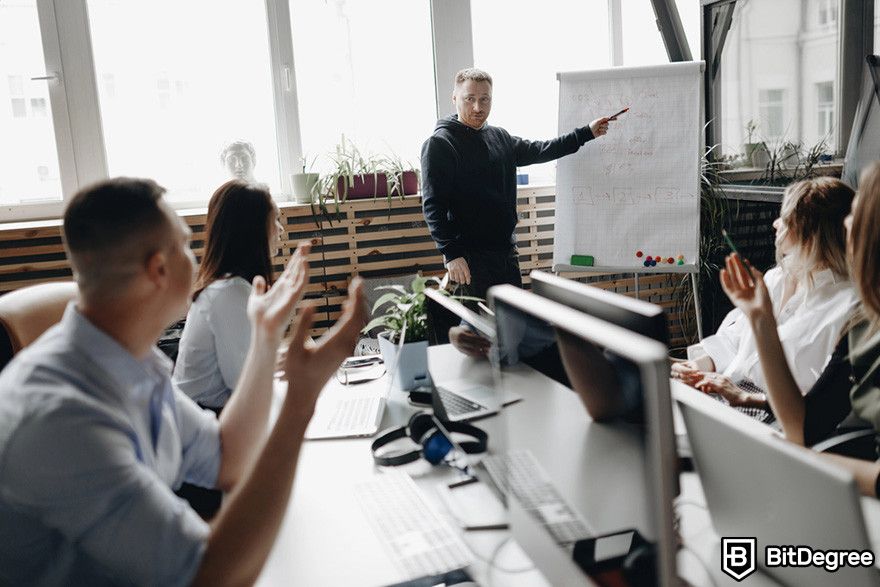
719;0;840;158
816;81;834;141
0;1;63;206
817;0;838;26
758;89;786;140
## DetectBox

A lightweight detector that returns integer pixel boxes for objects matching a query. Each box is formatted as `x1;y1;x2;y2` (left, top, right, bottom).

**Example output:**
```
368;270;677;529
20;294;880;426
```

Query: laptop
423;288;520;422
676;387;880;587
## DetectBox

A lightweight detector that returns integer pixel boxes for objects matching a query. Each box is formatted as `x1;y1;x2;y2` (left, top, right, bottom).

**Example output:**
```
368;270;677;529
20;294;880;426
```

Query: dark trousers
456;247;522;303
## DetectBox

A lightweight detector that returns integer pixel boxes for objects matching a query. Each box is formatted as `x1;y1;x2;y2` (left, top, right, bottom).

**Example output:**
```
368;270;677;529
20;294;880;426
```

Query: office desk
256;344;856;586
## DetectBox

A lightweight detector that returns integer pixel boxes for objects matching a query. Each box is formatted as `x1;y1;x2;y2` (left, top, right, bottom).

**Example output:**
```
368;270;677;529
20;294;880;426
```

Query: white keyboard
305;396;384;439
355;471;473;580
482;450;593;546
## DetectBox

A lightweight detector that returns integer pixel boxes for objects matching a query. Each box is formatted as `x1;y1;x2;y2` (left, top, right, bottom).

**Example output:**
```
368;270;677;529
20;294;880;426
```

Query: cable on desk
462;534;534;587
677;544;719;587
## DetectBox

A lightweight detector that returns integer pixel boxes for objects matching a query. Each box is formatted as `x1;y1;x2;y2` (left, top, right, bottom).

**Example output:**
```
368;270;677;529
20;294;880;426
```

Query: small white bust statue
220;140;257;183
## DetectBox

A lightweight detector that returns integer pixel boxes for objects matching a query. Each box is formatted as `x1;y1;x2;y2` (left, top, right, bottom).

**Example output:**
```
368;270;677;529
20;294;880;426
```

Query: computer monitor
488;285;679;587
530;270;668;344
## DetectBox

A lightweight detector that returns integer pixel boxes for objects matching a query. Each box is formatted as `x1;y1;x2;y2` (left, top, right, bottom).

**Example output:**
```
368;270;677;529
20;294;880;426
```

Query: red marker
608;107;629;121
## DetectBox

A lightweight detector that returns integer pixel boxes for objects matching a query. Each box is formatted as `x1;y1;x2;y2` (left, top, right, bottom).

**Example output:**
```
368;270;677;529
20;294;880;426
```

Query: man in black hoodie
421;67;609;311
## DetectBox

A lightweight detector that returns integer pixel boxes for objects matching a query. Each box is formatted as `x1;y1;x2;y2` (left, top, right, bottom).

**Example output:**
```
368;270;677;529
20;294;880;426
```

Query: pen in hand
721;229;755;279
607;107;629;121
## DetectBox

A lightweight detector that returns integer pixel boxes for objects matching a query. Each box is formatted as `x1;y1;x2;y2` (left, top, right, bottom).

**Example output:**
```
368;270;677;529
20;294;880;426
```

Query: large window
471;0;610;185
87;0;280;204
0;0;63;207
719;0;840;158
290;0;436;170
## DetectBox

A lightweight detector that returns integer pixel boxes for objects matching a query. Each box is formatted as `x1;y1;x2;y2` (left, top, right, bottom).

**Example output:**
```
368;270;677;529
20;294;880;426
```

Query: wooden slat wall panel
0;187;696;344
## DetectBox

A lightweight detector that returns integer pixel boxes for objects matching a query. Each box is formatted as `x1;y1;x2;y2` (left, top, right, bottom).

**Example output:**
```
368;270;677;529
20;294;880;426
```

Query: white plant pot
377;331;431;392
290;173;319;204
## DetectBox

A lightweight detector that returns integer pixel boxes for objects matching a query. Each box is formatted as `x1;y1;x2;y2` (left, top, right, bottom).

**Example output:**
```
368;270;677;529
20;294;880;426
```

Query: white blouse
173;276;252;409
687;267;859;394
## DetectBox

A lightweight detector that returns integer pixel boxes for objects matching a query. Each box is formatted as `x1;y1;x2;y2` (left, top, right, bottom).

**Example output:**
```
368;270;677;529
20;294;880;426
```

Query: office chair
0;281;78;370
812;413;877;461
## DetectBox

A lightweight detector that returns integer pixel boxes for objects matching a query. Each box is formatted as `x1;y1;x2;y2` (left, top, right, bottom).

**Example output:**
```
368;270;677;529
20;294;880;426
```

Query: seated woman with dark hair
673;177;859;410
173;180;283;411
720;161;880;496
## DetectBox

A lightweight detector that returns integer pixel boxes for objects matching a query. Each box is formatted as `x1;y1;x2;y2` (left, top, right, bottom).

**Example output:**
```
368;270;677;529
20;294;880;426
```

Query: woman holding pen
719;161;880;497
672;177;858;412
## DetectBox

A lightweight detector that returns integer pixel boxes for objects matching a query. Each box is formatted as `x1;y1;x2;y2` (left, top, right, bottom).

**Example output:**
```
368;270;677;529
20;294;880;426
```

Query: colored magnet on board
636;250;643;258
643;260;650;267
667;257;674;264
571;254;594;267
677;259;684;265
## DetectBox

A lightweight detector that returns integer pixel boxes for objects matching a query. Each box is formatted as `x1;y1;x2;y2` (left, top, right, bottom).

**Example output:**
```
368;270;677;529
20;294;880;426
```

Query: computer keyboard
481;450;593;546
355;471;473;580
437;387;486;417
709;378;776;424
327;396;381;432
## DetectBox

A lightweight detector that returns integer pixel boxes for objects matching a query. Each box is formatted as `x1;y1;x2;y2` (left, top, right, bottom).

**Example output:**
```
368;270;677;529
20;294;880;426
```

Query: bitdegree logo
721;537;876;581
766;545;875;572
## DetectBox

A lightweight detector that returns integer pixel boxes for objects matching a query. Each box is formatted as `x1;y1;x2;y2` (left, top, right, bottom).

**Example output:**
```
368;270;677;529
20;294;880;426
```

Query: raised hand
719;253;773;322
282;277;368;417
247;243;311;345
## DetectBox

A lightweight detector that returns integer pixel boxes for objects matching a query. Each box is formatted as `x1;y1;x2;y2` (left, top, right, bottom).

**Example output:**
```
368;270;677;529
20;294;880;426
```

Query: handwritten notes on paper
554;62;702;270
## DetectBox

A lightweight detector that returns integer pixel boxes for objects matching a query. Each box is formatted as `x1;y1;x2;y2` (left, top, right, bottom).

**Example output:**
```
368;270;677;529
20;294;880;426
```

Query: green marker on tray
571;254;594;267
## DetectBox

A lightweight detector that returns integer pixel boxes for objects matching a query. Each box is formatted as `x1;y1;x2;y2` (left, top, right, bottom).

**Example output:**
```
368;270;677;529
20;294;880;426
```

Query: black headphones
371;411;488;467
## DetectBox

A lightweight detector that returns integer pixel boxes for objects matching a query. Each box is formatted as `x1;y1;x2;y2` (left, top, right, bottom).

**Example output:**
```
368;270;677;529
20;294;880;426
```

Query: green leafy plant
673;142;730;348
310;137;420;226
364;276;480;344
378;152;421;201
310;135;376;224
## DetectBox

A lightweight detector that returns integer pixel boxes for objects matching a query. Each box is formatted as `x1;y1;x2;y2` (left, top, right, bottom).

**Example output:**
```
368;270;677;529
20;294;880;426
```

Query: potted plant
290;155;319;204
742;119;768;168
363;275;476;391
379;153;420;198
311;137;420;225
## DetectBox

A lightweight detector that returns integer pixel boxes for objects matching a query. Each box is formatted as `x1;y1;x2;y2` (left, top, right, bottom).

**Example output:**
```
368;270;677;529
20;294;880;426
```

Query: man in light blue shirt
0;178;367;586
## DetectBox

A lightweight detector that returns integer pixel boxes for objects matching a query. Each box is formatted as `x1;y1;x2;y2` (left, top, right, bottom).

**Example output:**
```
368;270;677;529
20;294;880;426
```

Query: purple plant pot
338;171;419;199
338;174;387;199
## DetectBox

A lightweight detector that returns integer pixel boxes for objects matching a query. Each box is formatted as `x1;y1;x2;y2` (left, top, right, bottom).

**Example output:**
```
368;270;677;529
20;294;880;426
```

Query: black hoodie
421;115;594;261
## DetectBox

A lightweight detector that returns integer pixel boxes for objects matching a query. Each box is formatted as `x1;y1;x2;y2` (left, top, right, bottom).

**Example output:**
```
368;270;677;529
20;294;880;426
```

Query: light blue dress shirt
0;304;221;586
